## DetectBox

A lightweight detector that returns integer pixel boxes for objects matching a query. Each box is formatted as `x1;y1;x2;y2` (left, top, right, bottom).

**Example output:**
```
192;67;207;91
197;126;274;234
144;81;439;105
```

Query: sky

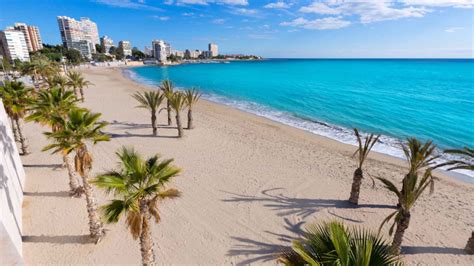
0;0;473;58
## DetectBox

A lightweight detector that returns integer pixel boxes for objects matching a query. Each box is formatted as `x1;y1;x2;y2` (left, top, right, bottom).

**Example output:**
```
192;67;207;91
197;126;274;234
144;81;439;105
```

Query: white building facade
209;43;218;57
57;16;99;53
13;23;43;52
119;40;132;57
152;40;168;63
0;29;30;62
100;35;114;54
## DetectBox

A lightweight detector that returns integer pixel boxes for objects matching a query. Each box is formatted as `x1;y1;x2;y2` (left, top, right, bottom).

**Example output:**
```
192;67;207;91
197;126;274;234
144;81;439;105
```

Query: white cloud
151;15;170;21
212;18;226;24
176;0;248;5
445;27;464;33
264;1;290;9
281;16;351;30
299;2;429;24
94;0;163;10
230;7;259;16
402;0;474;8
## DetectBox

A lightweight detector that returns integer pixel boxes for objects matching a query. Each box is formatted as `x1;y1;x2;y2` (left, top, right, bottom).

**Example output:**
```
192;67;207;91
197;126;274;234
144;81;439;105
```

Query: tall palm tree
440;147;473;254
93;147;181;265
159;80;174;126
43;109;110;242
67;70;92;101
168;92;186;138
0;81;32;155
349;128;380;205
26;87;83;194
279;220;402;266
132;90;165;136
376;138;439;253
183;88;202;130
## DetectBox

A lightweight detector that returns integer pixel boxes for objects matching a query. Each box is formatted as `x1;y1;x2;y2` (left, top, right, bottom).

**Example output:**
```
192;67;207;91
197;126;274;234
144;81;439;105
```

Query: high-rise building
57;16;99;53
165;42;171;57
209;43;218;57
144;46;153;57
119;40;132;57
152;40;167;63
0;28;30;62
71;40;93;60
100;35;114;54
13;23;43;52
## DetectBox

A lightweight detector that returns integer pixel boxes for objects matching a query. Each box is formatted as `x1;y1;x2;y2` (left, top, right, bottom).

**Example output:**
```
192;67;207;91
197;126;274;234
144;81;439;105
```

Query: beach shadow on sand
402;246;468;255
23;191;71;198
222;188;395;219
22;234;93;244
23;163;63;169
106;132;179;139
227;218;303;265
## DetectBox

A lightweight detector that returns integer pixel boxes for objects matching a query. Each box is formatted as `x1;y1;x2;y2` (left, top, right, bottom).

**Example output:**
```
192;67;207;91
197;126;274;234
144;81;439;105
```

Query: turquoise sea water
125;59;474;181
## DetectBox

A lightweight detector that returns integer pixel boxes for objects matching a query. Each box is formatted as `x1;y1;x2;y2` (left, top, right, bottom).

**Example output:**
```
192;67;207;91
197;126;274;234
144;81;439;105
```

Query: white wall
0;100;25;265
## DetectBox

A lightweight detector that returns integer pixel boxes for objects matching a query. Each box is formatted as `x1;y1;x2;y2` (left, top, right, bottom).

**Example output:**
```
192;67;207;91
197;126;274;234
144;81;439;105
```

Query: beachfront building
152;40;167;63
13;23;43;52
144;46;153;57
100;35;113;54
71;40;93;60
173;50;184;58
202;50;211;58
0;28;30;62
119;41;132;57
184;49;200;59
209;43;218;57
57;16;99;53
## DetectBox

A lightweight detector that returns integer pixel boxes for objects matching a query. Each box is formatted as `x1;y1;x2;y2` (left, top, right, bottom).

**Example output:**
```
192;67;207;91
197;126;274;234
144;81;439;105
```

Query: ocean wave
123;68;474;184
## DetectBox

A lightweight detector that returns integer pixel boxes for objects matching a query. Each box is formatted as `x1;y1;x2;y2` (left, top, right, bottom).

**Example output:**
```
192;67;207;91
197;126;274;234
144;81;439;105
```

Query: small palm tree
183;88;202;129
93;147;181;265
160;80;174;126
43;109;110;242
279;220;402;266
168;92;186;138
132;90;165;136
376;138;439;253
349;128;380;205
440;147;473;254
0;81;32;155
67;70;92;101
45;75;68;89
26;87;83;194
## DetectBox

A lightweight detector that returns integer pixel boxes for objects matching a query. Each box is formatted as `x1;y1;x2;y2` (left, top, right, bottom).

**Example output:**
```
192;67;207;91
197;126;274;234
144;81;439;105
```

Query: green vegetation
279;220;402;266
183;88;201;129
168;91;187;138
160;80;175;126
132;90;165;136
94;147;181;265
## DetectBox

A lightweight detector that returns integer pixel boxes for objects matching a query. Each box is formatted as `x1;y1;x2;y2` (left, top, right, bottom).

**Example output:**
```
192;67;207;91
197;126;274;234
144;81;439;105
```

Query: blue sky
0;0;473;58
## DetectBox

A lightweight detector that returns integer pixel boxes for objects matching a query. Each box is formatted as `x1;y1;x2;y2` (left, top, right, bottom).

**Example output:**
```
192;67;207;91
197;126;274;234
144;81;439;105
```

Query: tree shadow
22;234;93;244
23;163;63;169
227;218;303;265
222;188;395;219
402;246;468;255
109;120;177;130
23;191;71;198
106;132;179;139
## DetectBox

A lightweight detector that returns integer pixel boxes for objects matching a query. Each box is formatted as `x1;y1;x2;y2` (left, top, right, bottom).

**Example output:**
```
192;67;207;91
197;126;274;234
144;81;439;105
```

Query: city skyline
0;0;472;58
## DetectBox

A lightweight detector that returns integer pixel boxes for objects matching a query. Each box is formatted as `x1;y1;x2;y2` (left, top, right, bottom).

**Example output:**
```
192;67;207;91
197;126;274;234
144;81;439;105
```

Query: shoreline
119;65;473;185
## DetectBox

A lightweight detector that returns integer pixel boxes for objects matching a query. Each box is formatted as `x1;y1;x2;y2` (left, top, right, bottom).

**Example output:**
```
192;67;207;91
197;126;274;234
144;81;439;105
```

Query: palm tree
168;92;186;138
43;109;110;242
183;88;202;129
159;80;174;126
132;90;165;136
349;128;380;205
440;147;473;254
279;220;402;266
93;147;181;265
67;70;92;101
0;81;32;155
376;138;439;253
26;87;83;194
45;75;68;89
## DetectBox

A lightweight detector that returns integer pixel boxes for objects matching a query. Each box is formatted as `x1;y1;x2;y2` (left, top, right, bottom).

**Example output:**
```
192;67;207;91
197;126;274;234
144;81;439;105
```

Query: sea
123;59;474;183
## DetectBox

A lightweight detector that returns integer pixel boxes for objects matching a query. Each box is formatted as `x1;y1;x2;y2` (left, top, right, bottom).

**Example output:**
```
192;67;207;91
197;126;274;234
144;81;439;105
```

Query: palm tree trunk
187;109;193;129
73;87;79;98
77;146;104;243
151;111;157;136
176;112;183;138
167;100;172;125
79;87;85;102
15;118;28;155
349;168;363;205
10;117;19;142
392;211;411;254
139;200;155;265
466;231;474;254
63;154;83;196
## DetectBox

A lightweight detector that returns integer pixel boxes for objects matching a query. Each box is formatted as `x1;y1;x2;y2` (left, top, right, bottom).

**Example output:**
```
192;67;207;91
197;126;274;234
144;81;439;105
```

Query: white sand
21;67;474;265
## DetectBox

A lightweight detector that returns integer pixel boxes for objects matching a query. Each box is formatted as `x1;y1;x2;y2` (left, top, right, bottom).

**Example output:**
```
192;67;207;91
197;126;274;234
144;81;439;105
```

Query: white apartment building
144;46;153;57
100;35;114;54
0;29;30;62
119;40;132;57
152;40;167;63
57;16;99;53
209;43;218;57
13;23;43;52
71;40;93;60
